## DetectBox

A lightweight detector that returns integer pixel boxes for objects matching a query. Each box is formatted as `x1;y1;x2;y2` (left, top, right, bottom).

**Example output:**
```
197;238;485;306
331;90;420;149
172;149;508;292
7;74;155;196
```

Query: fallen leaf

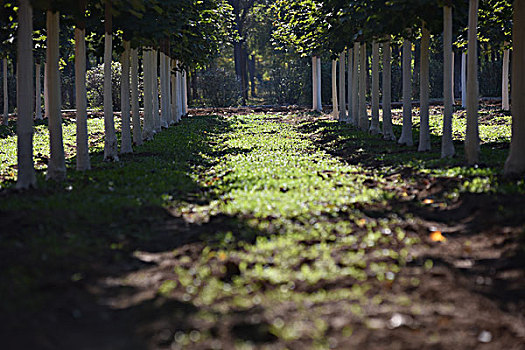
430;231;446;242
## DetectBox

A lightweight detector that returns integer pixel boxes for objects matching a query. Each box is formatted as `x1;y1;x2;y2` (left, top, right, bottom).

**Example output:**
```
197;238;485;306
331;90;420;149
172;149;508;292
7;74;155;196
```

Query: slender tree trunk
442;6;455;157
152;50;161;133
103;1;118;161
504;1;525;176
167;55;174;125
398;37;413;146
46;10;66;180
338;51;346;121
419;25;431;152
465;0;480;165
120;40;132;154
451;52;455;104
159;50;169;128
171;60;177;123
370;41;380;134
142;49;154;140
352;42;359;127
316;57;322;111
16;0;36;189
182;70;188;115
44;61;49;119
461;52;467;108
2;58;8;125
502;43;510;111
347;48;353;124
130;48;142;145
75;22;91;171
331;60;338;118
358;43;368;131
382;39;395;140
35;63;42;120
312;56;318;111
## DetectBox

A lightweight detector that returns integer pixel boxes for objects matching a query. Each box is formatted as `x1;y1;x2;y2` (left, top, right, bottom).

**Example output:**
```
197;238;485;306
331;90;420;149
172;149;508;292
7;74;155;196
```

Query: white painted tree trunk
142;49;154;140
46;11;66;181
130;48;142;145
103;7;118;161
312;56;318;111
338;51;346;121
382;39;395;140
75;26;90;171
166;56;173;125
502;44;510;111
120;40;132;154
465;0;480;165
316;57;322;111
347;48;353;124
159;51;169;128
352;42;359;127
35;63;42;120
504;1;525;176
358;43;368;131
174;62;182;122
418;25;431;152
182;70;188;115
171;60;177;123
442;6;455;158
370;41;380;134
398;38;413;146
461;52;467;108
152;50;161;133
16;0;36;189
44;62;49;119
331;60;338;118
2;58;8;125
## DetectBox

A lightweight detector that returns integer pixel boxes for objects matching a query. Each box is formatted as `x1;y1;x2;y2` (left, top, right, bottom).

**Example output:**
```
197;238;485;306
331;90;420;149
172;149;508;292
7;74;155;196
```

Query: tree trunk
120;40;132;154
504;1;525;176
352;42;359;127
442;6;455;157
359;43;368;131
461;51;467;108
316;57;322;111
159;50;169;128
331;59;338;118
502;43;510;111
182;70;188;115
465;0;480;165
418;25;431;152
167;56;174;125
35;63;42;120
44;61;49;119
142;49;154;140
338;51;346;121
451;52;455;104
370;41;380;134
347;48;353;124
382;39;395;140
152;50;160;133
248;55;256;97
398;37;413;146
16;0;36;189
75;23;91;171
2;58;8;125
171;60;177;123
103;1;118;161
130;48;142;145
312;56;318;111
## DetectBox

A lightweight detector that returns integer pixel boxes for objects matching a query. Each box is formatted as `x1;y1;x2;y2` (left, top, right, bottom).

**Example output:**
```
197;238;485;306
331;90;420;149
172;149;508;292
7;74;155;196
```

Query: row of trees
273;0;524;176
2;0;228;189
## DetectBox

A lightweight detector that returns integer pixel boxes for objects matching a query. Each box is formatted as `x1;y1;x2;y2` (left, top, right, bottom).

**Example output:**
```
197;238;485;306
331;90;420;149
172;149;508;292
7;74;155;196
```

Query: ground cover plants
1;107;524;349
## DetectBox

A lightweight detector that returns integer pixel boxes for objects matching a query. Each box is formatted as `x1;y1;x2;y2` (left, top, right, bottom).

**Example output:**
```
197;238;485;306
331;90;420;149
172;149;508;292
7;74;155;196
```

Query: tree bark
46;10;66;181
382;39;395;140
358;43;368;131
120;40;132;153
504;1;525;176
152;50;160;133
142;49;154;140
451;52;455;104
75;23;91;170
418;25;431;152
347;48;353;124
159;50;169;128
35;63;42;120
2;58;8;125
370;41;380;134
312;56;319;111
331;59;338;118
130;48;142;145
16;0;36;189
398;37;413;146
442;6;455;157
352;42;359;127
182;70;188;115
316;57;322;111
502;43;510;111
465;0;480;165
461;51;467;108
338;51;346;121
171;60;177;123
44;61;49;119
103;1;118;161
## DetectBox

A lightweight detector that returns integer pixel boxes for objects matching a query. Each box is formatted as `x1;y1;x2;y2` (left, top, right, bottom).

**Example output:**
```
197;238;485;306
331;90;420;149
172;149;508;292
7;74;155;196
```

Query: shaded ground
0;108;524;349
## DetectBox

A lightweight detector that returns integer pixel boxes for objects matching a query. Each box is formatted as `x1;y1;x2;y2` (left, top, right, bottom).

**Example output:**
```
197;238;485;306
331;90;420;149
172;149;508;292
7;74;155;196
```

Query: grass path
1;112;524;349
